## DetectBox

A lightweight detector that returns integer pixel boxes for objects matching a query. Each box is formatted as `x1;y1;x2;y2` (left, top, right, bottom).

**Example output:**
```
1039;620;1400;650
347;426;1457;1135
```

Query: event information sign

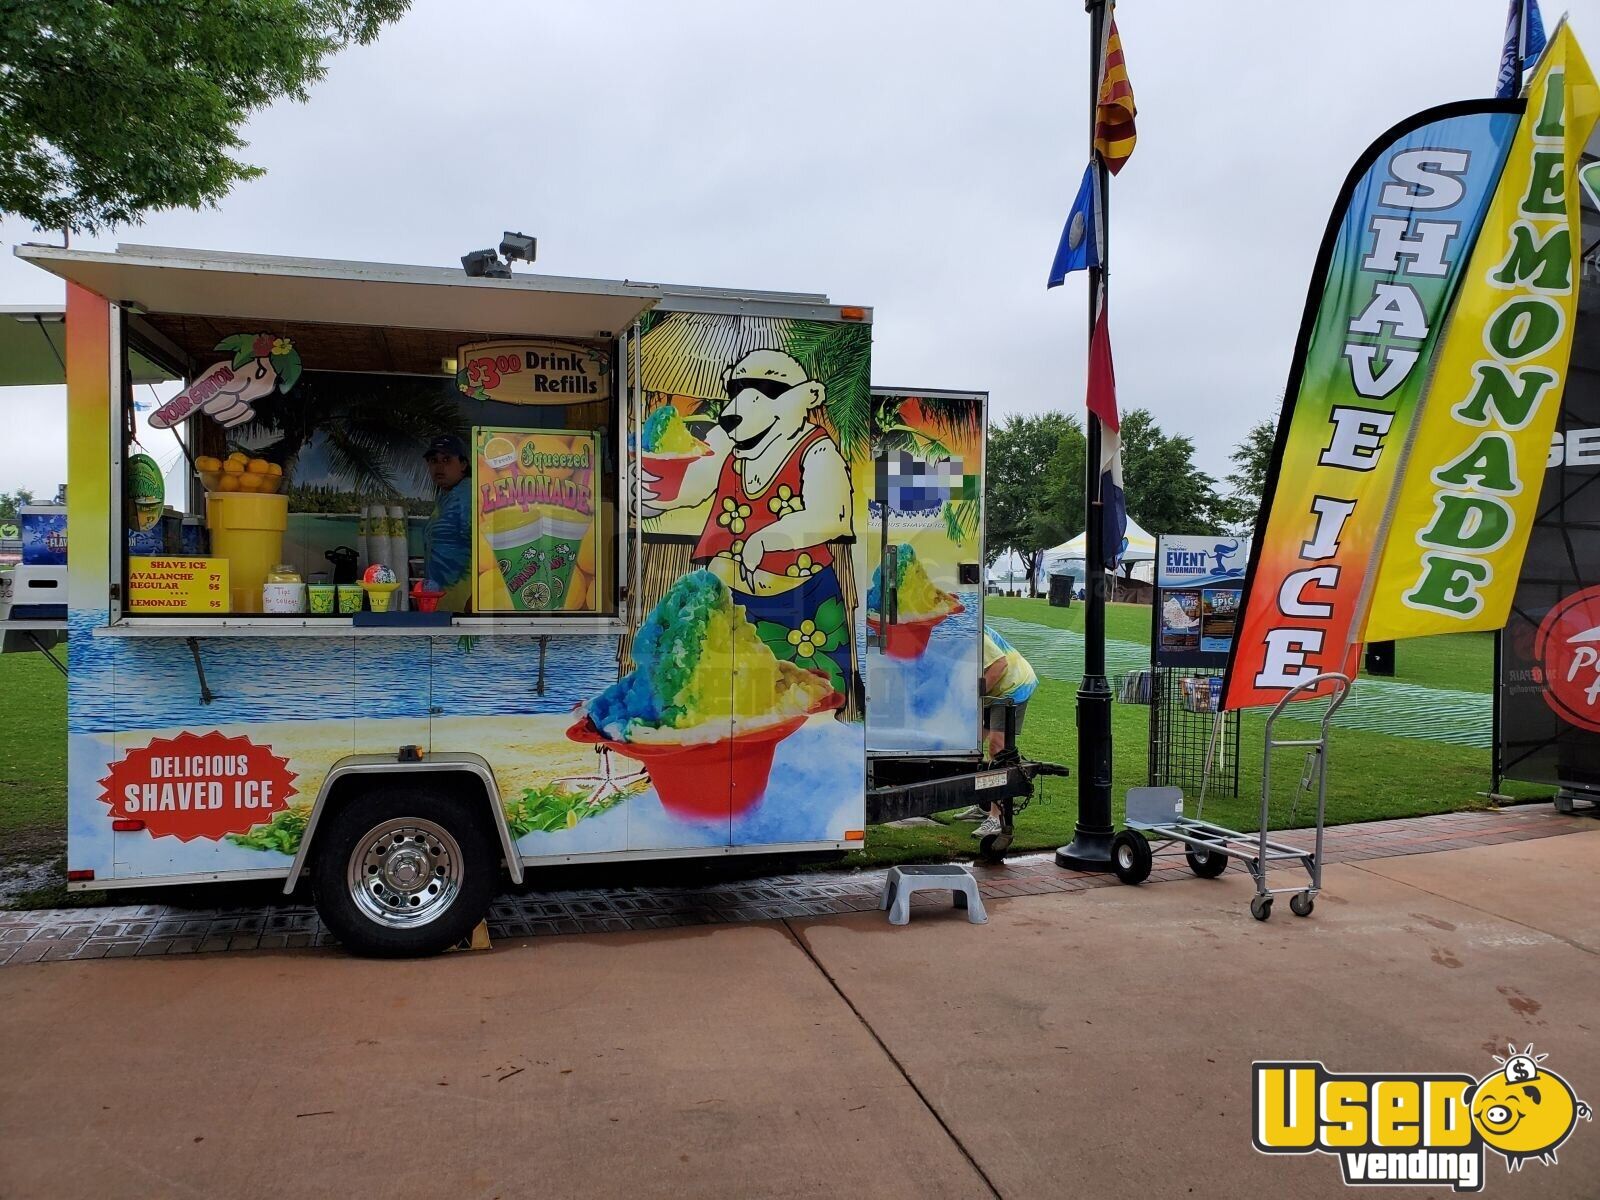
1154;535;1250;668
471;428;599;613
1226;29;1597;710
127;558;229;614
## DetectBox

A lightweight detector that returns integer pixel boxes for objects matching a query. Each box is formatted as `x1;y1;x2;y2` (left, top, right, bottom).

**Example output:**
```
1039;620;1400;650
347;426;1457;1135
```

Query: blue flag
1496;0;1546;98
1047;164;1103;288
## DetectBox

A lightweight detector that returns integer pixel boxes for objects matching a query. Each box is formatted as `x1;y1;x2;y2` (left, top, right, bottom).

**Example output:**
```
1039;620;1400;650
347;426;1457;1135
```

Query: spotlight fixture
461;248;511;279
498;231;536;263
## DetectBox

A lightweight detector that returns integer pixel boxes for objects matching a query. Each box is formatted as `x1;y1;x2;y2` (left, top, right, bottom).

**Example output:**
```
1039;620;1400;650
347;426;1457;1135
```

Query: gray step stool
879;864;988;925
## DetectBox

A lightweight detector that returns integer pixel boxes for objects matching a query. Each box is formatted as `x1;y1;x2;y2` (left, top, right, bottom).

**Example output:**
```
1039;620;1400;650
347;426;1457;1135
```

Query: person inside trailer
422;434;473;612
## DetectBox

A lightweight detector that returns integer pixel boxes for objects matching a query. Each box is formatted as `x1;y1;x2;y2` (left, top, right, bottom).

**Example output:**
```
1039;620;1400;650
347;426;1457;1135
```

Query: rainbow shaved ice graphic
640;406;711;503
641;406;704;455
573;570;839;817
867;543;963;660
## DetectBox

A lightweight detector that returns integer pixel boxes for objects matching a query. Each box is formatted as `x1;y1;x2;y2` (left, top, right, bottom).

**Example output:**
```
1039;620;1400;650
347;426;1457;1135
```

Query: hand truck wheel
1111;830;1152;885
1250;894;1273;921
978;830;1013;864
1289;891;1315;917
1184;844;1228;879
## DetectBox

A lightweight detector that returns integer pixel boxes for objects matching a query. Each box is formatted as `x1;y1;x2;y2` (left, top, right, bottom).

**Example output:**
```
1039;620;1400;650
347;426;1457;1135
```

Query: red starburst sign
99;731;298;842
1534;586;1600;735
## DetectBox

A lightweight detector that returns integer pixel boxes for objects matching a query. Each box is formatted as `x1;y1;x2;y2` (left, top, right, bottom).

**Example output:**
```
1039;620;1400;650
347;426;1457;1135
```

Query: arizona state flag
1094;4;1137;173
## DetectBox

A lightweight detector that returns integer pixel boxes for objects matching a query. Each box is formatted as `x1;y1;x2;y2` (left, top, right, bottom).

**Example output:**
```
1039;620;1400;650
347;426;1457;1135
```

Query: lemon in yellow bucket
222;458;245;475
217;474;241;492
195;455;221;473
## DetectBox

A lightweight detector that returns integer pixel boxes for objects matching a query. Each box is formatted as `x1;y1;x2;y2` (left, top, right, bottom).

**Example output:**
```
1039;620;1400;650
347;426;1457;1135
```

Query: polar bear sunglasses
724;377;795;401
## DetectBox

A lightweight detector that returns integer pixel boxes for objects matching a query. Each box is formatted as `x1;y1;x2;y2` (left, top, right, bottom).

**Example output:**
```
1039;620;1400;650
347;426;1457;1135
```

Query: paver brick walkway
0;805;1588;965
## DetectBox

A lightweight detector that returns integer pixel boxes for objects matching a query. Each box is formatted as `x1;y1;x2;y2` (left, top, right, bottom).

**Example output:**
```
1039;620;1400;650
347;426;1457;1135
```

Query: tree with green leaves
0;488;35;524
1216;418;1278;536
1117;408;1222;537
986;411;1080;595
0;0;410;235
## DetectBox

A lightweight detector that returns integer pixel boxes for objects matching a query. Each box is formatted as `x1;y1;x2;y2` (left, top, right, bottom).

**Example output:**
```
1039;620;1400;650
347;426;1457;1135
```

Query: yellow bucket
205;492;288;613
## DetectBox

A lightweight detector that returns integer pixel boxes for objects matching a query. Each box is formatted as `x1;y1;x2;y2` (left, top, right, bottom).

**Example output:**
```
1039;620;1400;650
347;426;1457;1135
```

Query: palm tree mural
236;374;463;502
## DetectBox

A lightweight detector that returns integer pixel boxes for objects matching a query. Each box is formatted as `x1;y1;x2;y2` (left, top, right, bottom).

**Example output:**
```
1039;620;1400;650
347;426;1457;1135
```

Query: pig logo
1533;586;1600;733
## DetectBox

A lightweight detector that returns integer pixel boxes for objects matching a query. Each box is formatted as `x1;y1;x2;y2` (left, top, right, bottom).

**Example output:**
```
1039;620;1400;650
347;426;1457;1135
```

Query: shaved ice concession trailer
12;243;1058;955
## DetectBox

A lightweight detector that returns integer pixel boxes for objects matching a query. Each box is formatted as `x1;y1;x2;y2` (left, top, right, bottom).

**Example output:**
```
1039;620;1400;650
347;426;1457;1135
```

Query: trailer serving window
115;313;631;627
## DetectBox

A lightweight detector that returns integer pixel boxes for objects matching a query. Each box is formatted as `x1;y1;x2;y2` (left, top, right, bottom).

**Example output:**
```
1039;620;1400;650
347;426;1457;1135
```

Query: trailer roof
14;243;667;346
0;305;176;386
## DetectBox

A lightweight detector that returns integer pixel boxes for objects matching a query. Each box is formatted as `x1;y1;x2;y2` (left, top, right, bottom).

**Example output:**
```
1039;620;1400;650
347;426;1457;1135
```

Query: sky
2;0;1595;499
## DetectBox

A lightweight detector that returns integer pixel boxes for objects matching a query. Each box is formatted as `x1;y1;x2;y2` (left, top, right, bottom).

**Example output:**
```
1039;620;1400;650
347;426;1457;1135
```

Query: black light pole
1057;0;1116;872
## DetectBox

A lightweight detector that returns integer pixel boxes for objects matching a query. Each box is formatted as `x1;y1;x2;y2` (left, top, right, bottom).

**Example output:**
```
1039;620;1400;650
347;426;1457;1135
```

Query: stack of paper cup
387;504;410;611
356;509;371;577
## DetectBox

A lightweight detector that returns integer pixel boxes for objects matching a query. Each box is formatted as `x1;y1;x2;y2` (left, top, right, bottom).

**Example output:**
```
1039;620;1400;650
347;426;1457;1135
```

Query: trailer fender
283;753;522;894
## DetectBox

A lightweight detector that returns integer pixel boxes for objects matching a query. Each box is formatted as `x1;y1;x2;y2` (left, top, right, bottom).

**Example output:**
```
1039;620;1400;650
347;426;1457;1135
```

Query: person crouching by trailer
973;625;1038;838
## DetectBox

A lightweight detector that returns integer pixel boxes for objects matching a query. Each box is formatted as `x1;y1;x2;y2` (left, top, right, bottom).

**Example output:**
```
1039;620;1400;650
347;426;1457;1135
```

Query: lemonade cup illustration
488;511;591;611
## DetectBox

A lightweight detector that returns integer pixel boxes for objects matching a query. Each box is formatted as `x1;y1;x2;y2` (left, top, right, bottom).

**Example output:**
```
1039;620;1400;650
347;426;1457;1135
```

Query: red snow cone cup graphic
868;598;965;660
641;449;712;504
1534;585;1600;733
567;689;843;818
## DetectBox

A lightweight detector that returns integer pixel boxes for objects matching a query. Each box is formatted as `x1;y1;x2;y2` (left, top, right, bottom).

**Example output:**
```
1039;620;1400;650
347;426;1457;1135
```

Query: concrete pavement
2;825;1597;1199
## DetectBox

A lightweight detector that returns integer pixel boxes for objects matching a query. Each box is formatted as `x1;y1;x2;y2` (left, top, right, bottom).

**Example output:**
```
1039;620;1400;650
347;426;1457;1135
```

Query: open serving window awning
12;243;666;352
0;304;175;386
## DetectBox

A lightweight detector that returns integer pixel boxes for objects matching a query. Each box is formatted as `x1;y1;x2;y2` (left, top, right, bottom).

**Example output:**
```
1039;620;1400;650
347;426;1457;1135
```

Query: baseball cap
425;434;468;460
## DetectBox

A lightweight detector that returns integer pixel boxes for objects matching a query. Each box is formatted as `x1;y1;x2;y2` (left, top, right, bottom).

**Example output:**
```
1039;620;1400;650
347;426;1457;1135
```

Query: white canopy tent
1038;516;1157;589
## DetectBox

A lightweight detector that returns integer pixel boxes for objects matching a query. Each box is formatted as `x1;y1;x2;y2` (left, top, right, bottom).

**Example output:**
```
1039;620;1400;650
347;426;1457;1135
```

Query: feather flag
1047;163;1104;288
1086;299;1128;567
1094;5;1137;174
1496;0;1547;98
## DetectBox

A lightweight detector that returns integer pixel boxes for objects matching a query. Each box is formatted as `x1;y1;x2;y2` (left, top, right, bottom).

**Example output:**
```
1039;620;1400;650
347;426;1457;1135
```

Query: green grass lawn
0;603;1548;903
848;597;1546;869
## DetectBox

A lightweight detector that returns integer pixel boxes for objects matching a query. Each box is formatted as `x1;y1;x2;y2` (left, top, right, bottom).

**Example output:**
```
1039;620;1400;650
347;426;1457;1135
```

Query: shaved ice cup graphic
488;512;591;611
566;688;844;819
867;598;965;661
641;448;713;504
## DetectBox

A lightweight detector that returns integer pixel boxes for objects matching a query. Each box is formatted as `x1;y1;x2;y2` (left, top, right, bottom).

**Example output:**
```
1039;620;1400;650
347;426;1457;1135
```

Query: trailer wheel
1184;844;1228;879
1111;830;1152;885
311;787;498;958
1250;894;1273;921
1289;891;1315;918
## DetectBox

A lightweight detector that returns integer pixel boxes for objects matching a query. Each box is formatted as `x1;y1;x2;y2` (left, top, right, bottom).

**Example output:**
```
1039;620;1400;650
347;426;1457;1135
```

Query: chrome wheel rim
346;817;462;928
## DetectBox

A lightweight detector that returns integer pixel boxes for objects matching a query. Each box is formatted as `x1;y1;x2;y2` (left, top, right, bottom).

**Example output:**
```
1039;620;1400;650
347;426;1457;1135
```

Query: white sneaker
973;816;1003;838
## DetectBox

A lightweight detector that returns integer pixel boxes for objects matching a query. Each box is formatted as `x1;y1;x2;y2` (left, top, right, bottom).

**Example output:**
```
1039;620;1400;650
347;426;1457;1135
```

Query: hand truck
1108;672;1351;920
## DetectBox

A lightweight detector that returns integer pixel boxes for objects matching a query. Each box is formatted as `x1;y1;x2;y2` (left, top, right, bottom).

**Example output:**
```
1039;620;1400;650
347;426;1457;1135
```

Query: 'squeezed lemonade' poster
472;427;599;613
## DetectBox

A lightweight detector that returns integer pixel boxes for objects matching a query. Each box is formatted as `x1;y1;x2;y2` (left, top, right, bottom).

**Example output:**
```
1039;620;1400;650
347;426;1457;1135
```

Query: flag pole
1057;0;1116;872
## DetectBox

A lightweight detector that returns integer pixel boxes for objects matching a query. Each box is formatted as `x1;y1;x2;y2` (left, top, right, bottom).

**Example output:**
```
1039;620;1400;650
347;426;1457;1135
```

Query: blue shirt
425;481;471;587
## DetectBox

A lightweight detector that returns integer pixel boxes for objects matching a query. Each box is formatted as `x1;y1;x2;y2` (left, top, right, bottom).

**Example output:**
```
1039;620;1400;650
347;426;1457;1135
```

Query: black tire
311;786;499;958
1289;891;1315;918
1111;830;1152;885
1250;894;1273;922
1185;844;1229;879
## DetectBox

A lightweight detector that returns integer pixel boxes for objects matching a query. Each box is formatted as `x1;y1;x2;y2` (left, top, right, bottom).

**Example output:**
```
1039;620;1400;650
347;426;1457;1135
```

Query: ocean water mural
67;625;622;733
